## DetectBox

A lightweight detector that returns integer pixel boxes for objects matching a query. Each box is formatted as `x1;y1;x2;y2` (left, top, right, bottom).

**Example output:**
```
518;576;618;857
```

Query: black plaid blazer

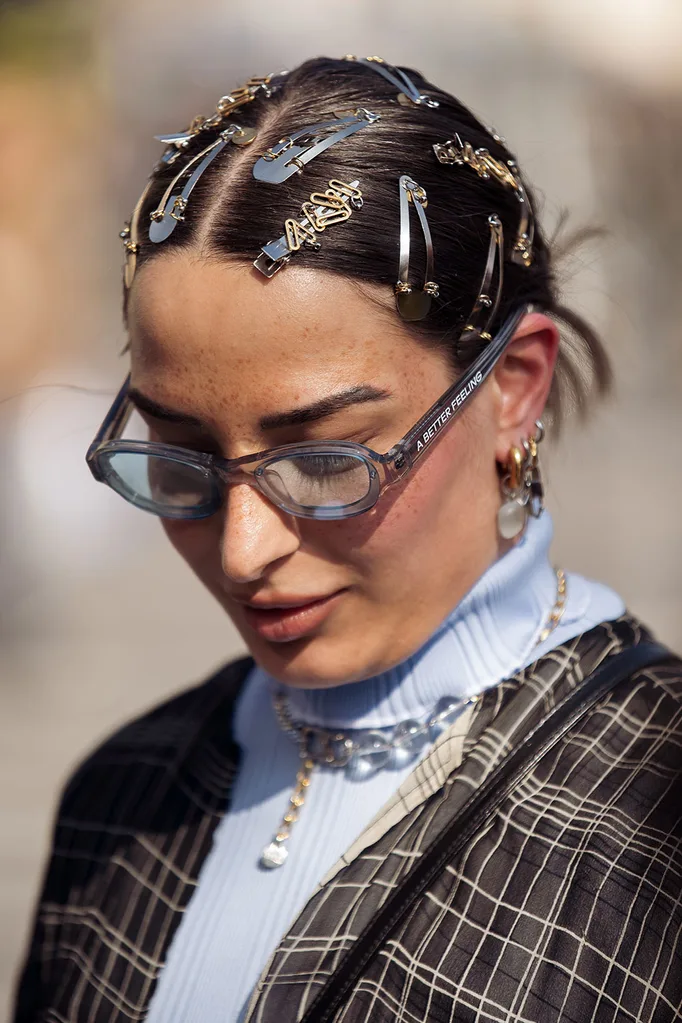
13;615;682;1022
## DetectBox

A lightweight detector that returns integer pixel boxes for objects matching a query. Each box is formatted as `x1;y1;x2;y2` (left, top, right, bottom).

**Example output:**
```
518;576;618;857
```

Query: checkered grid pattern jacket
13;614;682;1022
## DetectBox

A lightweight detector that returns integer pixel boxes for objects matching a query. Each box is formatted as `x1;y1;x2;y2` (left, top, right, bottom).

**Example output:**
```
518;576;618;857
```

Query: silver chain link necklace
260;568;566;868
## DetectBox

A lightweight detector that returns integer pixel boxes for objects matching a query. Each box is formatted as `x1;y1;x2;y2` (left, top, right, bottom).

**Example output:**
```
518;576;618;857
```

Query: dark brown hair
129;56;611;425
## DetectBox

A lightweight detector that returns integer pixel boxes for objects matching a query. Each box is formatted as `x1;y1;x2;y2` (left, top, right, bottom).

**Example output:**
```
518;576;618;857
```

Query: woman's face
128;253;514;688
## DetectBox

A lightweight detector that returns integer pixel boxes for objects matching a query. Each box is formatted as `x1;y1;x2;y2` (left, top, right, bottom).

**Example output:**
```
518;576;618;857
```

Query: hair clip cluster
343;55;439;108
154;71;287;171
254;179;363;278
120;70;285;291
395;176;439;322
433;134;534;267
252;109;379;184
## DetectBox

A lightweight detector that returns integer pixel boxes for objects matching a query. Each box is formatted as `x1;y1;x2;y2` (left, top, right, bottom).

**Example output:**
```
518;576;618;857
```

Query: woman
14;57;682;1023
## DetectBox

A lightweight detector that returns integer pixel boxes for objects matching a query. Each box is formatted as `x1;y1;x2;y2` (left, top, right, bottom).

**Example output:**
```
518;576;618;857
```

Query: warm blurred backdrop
1;0;681;1015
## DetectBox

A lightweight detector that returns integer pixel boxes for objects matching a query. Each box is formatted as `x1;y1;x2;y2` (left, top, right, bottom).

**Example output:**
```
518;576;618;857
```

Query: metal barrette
395;175;439;322
120;182;150;291
433;133;534;267
153;70;287;171
343;54;439;108
147;124;256;244
121;70;285;290
460;214;504;344
254;179;363;278
252;109;379;184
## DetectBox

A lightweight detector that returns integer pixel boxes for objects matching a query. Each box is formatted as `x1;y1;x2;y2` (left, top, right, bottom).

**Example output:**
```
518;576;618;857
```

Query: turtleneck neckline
277;513;560;731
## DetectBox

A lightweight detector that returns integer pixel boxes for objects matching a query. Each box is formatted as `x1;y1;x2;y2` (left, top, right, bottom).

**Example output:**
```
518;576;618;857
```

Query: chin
241;632;379;689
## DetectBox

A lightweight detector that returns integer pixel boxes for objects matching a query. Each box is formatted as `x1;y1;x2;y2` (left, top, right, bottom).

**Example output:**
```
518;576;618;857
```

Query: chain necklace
260;567;567;869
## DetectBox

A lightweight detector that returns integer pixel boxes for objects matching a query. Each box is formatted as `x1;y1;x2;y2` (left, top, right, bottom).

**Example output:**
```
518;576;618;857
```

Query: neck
275;513;558;730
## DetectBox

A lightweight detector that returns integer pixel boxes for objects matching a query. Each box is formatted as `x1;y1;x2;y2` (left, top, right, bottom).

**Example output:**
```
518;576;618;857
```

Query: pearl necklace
260;568;566;869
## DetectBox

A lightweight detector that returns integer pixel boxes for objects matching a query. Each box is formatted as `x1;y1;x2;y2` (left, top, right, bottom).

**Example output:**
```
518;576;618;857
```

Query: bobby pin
343;55;439;108
254;179;363;278
252;110;379;184
394;175;439;322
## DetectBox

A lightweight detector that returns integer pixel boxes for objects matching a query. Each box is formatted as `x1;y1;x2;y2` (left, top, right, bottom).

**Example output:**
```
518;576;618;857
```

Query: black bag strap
300;640;670;1023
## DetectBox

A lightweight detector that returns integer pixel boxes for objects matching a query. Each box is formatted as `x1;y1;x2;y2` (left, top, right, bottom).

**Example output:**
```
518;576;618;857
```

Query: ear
491;311;559;461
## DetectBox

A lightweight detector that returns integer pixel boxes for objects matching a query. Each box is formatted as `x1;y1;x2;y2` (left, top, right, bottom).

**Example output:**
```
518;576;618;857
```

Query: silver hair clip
148;124;257;243
343;55;439;108
121;181;152;290
252;109;379;184
153;70;287;170
433;134;534;267
461;214;504;344
121;71;285;292
395;175;439;322
254;179;363;278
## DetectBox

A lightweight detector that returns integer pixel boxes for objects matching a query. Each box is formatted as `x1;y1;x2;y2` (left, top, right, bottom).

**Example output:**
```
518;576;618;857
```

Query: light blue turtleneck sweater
146;513;624;1022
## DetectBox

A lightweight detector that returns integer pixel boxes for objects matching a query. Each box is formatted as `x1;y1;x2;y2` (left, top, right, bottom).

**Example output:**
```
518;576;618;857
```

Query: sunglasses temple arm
89;374;134;452
390;305;531;472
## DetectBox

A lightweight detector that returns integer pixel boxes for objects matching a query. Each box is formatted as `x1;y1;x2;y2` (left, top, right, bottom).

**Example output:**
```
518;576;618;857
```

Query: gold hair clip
121;70;285;291
433;134;534;267
395;175;439;321
254;179;363;277
154;70;287;170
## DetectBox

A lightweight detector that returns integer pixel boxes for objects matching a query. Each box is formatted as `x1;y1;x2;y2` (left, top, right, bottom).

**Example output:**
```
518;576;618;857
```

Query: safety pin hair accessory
395;175;439;322
148;123;256;244
343;55;439;108
433;133;535;267
254;179;363;277
252;109;379;184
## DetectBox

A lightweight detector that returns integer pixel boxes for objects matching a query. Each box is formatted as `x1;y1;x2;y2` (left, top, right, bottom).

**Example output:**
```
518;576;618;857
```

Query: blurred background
1;0;681;1014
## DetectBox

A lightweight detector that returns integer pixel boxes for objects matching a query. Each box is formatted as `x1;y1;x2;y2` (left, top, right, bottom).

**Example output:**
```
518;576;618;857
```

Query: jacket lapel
319;700;478;886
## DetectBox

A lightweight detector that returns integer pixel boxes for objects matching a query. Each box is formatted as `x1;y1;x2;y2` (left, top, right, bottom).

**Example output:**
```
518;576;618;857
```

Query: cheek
303;429;484;576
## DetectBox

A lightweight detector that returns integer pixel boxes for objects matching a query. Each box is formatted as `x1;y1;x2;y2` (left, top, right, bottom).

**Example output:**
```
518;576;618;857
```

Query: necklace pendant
261;838;289;869
259;754;315;869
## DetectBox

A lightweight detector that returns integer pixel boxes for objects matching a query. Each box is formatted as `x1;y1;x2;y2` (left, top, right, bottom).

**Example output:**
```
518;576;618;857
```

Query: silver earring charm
497;420;545;540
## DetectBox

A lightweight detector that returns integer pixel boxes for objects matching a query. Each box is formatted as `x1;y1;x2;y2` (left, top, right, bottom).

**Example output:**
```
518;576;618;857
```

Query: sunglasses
86;305;529;521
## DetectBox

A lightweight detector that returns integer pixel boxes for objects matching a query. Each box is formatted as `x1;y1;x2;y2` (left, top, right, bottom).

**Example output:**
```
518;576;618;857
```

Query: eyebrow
127;384;392;432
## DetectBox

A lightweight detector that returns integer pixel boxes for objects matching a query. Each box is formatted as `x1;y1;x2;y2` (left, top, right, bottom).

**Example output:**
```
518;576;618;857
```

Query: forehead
128;253;410;385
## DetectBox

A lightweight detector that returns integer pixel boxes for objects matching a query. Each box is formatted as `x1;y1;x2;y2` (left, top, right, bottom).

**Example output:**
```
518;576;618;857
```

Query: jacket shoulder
12;657;253;1021
609;646;682;737
614;642;682;702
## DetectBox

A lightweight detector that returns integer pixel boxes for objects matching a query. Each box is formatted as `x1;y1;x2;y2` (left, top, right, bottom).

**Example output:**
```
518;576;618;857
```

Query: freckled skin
128;252;558;688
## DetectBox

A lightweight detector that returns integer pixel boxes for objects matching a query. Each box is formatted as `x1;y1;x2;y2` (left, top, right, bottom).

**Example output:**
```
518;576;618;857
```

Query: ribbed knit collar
278;513;560;731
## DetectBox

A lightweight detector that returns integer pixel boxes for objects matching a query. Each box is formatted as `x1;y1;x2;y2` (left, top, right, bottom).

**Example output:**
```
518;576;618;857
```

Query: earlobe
492;311;559;459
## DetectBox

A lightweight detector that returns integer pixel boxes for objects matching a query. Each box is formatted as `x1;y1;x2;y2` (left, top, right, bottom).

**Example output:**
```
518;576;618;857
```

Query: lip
239;591;345;643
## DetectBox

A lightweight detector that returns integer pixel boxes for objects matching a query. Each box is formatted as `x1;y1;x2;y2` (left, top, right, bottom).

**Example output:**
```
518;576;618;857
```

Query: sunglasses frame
86;305;531;521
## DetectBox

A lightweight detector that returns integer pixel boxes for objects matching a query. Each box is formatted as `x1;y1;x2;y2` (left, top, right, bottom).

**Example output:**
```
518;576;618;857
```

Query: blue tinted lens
102;451;221;518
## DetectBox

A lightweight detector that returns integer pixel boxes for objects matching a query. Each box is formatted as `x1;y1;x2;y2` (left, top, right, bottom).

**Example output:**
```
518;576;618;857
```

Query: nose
220;479;300;584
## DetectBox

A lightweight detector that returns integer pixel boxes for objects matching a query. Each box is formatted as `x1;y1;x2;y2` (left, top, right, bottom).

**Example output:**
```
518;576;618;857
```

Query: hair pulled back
128;56;611;425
